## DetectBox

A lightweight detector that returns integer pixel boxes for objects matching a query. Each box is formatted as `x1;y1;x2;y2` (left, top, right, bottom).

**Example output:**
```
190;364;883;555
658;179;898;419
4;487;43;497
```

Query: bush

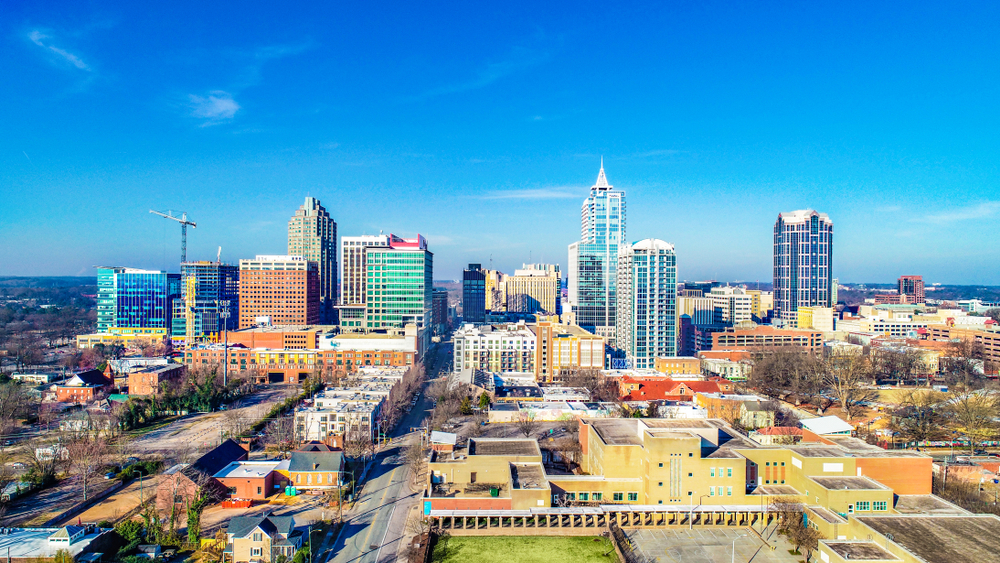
119;460;163;481
115;520;145;543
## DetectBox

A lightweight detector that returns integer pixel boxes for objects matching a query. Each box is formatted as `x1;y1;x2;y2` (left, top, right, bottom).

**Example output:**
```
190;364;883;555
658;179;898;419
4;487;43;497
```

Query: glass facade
616;240;677;369
364;248;433;329
95;267;123;333
171;262;240;338
569;163;626;338
773;210;833;325
462;264;486;323
112;270;181;329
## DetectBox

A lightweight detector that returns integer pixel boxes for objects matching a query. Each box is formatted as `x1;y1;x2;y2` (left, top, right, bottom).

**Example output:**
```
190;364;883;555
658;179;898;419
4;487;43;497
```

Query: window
592;492;602;501
873;501;887;511
658;482;663;487
252;533;263;542
727;468;732;478
856;501;870;511
709;487;715;496
257;486;262;495
710;468;715;477
251;548;262;557
658;463;663;468
579;493;589;501
727;486;732;496
613;492;624;502
566;493;576;500
627;492;638;502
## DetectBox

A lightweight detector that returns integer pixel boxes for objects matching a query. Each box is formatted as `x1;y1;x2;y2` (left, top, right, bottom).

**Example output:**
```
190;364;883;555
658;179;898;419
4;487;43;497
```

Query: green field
430;536;617;563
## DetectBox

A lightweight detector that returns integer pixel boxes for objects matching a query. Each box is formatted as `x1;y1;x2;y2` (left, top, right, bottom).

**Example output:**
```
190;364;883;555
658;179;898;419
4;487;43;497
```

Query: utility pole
149;209;197;264
216;300;231;388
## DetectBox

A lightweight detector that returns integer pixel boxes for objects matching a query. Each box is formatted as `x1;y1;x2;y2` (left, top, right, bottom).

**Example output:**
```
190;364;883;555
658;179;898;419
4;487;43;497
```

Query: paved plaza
627;528;806;563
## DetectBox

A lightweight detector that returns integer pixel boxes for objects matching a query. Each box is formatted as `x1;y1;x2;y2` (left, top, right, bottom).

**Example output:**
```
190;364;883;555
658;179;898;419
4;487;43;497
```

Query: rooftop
213;461;280;480
811;476;887;491
856;515;1000;563
511;463;547;490
469;439;540;457
0;527;111;559
892;495;969;515
821;541;900;561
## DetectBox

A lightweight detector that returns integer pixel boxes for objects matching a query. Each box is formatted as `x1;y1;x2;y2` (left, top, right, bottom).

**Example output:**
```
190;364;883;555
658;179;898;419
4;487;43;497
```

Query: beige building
677;296;713;326
708;286;753;325
483;269;507;311
798;306;835;332
225;514;302;563
746;290;773;320
531;320;604;383
339;234;391;306
288;197;337;322
505;264;560;314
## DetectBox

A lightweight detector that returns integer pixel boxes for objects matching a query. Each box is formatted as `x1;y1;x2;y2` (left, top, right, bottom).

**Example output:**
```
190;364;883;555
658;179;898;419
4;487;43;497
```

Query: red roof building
619;376;735;401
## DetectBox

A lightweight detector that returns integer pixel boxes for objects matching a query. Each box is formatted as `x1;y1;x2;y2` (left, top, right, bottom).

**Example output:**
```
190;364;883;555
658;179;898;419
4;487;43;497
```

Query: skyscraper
363;235;433;332
615;239;677;369
462;264;486;323
506;264;561;315
288;197;337;322
94;267;181;332
171;261;240;341
238;255;319;328
432;288;450;335
773;210;834;326
898;275;925;304
340;234;391;306
568;160;626;341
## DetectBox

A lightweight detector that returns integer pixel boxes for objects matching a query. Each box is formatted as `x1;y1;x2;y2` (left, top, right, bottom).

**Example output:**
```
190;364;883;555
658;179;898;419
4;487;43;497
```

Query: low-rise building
54;370;113;403
653;356;701;375
618;377;735;402
530;320;604;383
156;439;247;513
75;327;169;349
711;325;823;353
213;461;281;500
286;450;344;491
128;363;186;396
0;526;113;562
452;322;536;374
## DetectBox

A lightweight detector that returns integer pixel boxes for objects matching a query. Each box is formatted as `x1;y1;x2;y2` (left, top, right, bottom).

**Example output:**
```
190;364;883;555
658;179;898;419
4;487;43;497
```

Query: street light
689;493;710;529
731;533;748;563
216;300;231;388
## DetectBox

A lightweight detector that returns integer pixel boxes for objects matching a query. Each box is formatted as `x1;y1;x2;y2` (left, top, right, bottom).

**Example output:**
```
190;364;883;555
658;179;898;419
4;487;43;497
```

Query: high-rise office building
288;197;337;322
615;239;677;369
506;264;561;315
483;269;507;312
462;264;486;323
364;235;433;332
898;275;925;304
340;234;391;306
707;286;753;325
95;267;181;332
432;288;450;335
171;261;240;340
568;161;626;341
773;210;834;326
238;255;319;328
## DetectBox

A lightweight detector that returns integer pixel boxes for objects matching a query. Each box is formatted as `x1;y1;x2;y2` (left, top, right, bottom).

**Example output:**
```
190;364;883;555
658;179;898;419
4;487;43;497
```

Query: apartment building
616;239;678;369
530;320;605;383
452;322;537;374
238;256;319;328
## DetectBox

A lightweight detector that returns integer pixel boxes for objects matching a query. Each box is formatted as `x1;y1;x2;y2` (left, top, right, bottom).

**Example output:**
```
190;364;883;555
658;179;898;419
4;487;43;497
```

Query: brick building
238;256;319;328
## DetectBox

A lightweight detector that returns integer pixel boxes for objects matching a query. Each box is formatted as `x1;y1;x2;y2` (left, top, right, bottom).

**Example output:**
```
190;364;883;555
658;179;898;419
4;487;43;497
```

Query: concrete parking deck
627;528;804;563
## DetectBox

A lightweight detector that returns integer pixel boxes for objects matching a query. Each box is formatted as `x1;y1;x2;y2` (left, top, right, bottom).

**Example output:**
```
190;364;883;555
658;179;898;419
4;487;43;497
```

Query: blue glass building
171;261;240;338
94;268;181;331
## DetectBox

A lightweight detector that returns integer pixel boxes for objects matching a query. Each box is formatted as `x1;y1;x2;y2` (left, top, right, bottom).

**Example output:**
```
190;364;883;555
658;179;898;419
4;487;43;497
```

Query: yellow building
76;327;168;349
746;290;774;320
653;356;701;375
483;269;507;311
530;320;605;383
797;306;835;332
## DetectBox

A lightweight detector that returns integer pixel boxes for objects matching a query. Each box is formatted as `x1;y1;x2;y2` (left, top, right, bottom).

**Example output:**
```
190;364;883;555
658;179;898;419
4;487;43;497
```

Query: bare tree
888;391;948;445
342;429;373;461
265;415;296;459
946;390;1000;454
220;400;250;438
870;347;925;385
823;352;877;421
515;411;538;438
560;368;619;402
66;435;109;501
0;382;34;439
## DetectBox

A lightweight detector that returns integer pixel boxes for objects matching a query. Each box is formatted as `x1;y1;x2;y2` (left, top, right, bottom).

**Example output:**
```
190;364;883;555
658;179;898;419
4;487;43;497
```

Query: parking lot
627;528;805;563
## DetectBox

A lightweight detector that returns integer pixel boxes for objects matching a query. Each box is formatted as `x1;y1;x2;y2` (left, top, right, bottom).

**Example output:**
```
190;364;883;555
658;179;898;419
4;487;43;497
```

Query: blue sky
2;1;998;283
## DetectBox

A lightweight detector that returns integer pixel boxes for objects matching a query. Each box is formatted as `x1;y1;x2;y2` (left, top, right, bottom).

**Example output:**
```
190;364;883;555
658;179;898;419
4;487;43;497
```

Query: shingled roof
227;514;297;539
187;439;248;479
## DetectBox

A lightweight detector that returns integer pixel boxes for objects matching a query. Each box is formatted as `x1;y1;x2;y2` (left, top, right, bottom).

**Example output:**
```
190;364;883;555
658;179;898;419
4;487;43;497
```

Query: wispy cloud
479;187;581;200
189;91;240;125
28;30;90;71
635;149;682;158
412;40;552;100
919;201;1000;224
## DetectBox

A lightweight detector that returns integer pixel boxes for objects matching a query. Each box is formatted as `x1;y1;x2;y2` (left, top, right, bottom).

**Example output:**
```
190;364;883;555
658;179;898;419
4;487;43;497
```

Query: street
323;342;451;563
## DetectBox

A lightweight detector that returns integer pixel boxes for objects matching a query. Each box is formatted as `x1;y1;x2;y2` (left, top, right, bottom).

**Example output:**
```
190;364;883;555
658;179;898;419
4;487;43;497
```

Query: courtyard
430;535;617;563
627;528;807;563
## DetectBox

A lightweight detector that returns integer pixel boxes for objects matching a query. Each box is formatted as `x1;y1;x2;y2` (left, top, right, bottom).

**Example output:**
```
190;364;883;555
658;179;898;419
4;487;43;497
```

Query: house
285;450;344;490
430;431;457;453
802;415;854;436
738;400;777;430
225;514;303;563
618;377;735;401
54;370;113;403
156;439;248;512
213;461;281;500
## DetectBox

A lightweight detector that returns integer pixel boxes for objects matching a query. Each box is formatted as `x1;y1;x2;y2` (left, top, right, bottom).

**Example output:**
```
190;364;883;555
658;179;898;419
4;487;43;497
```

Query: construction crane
149;209;196;264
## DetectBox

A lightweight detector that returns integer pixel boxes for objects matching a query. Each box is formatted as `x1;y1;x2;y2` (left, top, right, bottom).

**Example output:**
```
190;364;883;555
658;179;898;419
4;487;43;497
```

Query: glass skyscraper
568;161;626;342
462;263;486;323
773;209;834;326
616;239;677;369
94;268;181;331
288;197;337;322
364;235;433;330
171;261;240;339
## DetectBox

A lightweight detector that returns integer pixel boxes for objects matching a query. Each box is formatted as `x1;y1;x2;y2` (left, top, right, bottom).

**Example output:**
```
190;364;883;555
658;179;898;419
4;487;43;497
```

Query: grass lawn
430;536;617;563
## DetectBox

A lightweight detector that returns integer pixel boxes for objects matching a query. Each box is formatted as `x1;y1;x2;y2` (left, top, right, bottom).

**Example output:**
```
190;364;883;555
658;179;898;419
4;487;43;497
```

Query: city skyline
3;2;1000;283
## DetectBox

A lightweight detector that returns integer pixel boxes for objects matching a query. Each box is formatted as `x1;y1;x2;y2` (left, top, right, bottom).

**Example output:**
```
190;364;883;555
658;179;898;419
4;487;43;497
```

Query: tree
477;392;491;410
788;523;822;559
645;400;659;418
946;391;1000;454
459;396;473;416
67;435;109;502
824;352;877;421
342;429;374;461
265;415;296;459
514;411;537;438
870;347;924;385
0;382;34;437
561;368;619;402
888;391;948;445
185;475;224;543
747;347;826;409
942;339;989;389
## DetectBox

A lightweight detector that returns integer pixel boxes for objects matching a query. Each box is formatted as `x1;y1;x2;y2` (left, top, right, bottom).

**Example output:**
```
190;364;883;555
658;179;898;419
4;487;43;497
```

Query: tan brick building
238;256;319;328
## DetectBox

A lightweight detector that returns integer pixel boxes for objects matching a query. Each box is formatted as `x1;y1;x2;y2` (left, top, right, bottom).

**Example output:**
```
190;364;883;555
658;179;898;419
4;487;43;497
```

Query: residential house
285;450;344;491
225;514;303;563
54;370;113;403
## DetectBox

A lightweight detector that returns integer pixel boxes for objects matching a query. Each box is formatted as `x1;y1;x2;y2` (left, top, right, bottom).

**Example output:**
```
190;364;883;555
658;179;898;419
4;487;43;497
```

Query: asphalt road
326;342;451;563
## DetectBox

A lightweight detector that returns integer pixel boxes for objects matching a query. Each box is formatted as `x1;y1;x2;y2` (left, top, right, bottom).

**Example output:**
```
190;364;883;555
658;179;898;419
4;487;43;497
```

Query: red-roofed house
749;426;804;445
619;377;734;401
